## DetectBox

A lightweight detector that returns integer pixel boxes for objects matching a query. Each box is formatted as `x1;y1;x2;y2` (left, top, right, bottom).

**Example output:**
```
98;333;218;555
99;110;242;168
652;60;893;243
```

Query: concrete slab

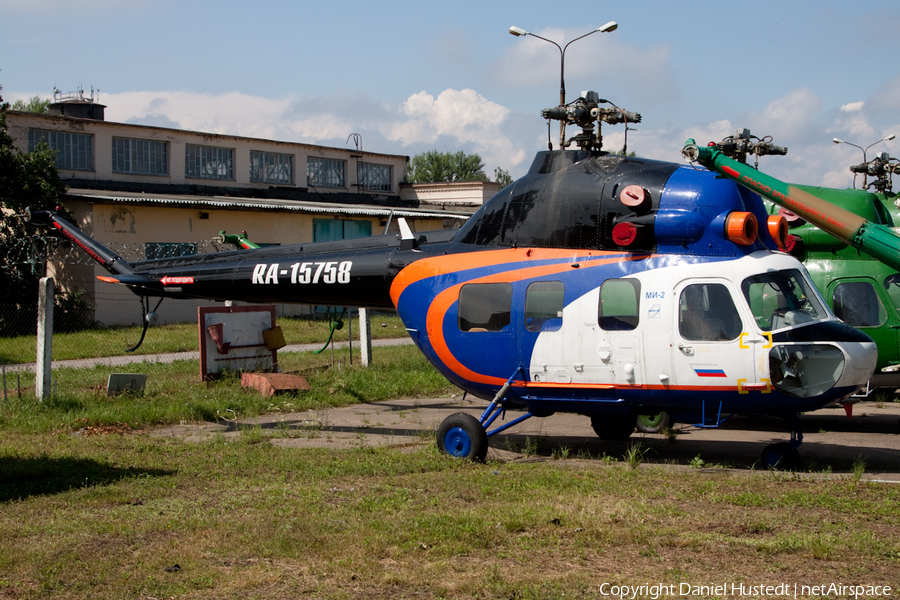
149;397;900;478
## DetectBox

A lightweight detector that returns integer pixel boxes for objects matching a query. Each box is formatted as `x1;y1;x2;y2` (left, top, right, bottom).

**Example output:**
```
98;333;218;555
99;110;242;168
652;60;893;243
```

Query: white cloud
822;169;854;189
840;101;865;112
104;91;292;140
828;110;877;142
622;120;736;166
98;88;528;174
747;88;822;141
389;89;525;169
391;89;509;144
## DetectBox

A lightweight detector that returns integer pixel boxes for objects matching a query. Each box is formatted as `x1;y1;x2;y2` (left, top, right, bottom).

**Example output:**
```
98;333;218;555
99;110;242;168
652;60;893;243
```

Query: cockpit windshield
741;269;828;332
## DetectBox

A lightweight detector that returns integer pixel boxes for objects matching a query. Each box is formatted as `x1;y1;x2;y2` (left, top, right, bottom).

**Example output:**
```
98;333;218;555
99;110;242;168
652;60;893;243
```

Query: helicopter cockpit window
458;283;512;332
525;281;564;332
833;281;886;327
599;279;641;331
884;274;900;314
741;269;827;332
678;283;742;341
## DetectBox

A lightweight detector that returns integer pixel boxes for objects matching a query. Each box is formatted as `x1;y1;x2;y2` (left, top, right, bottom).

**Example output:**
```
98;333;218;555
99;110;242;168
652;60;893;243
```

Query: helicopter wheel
635;412;671;434
590;413;637;441
760;442;799;471
437;413;488;462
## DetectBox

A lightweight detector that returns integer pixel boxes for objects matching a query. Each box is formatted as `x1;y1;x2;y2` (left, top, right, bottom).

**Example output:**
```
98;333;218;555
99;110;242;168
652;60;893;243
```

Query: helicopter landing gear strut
437;413;488;462
760;417;803;470
437;370;530;461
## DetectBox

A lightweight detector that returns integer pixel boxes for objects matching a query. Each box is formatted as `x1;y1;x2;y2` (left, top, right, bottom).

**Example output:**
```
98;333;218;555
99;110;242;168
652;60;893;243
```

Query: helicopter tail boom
26;207;458;310
26;208;135;276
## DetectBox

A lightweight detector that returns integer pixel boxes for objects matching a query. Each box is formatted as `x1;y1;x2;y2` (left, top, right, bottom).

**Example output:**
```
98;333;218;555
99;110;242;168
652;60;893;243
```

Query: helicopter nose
768;336;876;399
835;339;878;391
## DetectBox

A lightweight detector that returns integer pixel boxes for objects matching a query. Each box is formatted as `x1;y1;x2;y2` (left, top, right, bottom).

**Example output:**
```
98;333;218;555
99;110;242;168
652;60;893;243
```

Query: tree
0;87;73;335
407;150;487;184
11;95;50;114
493;166;513;188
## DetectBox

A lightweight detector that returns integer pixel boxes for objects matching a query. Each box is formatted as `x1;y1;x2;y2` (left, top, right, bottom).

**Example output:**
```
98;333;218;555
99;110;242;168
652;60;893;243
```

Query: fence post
359;308;372;367
36;276;54;400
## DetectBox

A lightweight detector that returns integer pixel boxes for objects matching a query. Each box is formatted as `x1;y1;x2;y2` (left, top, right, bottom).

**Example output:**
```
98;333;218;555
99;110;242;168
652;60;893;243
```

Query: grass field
2;347;899;598
2;431;899;599
0;345;453;433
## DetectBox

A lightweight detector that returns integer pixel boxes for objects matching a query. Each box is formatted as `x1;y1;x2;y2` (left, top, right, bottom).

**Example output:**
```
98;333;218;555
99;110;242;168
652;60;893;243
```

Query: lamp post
833;134;896;188
509;21;618;149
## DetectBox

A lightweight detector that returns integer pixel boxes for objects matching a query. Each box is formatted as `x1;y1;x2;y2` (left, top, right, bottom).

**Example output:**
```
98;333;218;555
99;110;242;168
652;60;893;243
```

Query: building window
185;144;233;180
525;281;564;332
250;150;293;185
312;219;372;242
360;163;392;192
28;128;93;171
599;278;641;331
144;242;197;260
458;283;512;332
308;156;345;188
112;138;168;175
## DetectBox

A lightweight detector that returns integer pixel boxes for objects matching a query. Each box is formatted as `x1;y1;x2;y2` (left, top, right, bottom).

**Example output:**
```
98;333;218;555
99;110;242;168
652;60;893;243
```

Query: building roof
67;189;473;220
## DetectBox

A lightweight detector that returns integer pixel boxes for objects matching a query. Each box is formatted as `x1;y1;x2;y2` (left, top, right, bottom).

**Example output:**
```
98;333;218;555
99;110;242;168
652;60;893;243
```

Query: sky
2;0;899;189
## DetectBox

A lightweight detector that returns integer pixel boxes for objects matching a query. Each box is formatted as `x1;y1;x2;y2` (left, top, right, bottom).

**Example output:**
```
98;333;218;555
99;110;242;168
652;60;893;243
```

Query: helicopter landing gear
591;413;637;441
760;419;803;470
437;413;488;462
760;442;799;470
636;411;672;434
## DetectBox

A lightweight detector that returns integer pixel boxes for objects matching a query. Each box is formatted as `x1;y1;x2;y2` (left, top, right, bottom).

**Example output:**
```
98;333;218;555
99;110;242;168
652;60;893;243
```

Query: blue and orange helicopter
27;25;879;469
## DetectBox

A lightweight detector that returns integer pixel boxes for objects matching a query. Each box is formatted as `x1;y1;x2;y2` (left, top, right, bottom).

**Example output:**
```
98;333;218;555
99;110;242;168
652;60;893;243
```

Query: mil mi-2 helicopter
683;134;900;402
27;25;879;469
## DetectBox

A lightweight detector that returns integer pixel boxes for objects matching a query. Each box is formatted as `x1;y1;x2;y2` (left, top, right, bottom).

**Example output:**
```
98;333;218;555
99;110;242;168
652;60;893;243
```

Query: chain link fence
3;234;237;270
1;233;244;349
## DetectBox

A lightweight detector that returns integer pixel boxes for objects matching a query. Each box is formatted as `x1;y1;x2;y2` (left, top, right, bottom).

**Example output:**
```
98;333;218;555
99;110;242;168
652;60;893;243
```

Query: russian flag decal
693;367;727;378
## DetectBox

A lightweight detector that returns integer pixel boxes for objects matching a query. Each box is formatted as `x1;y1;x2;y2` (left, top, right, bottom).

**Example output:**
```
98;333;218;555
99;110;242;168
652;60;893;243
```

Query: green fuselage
769;187;900;381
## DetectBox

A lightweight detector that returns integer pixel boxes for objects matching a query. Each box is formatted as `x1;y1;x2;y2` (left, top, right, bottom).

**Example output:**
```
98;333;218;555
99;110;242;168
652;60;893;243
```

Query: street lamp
509;21;618;149
833;134;896;188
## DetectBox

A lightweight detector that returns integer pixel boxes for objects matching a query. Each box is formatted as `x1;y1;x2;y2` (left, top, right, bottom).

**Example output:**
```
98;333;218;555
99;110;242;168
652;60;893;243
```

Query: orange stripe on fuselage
406;251;651;387
389;248;624;308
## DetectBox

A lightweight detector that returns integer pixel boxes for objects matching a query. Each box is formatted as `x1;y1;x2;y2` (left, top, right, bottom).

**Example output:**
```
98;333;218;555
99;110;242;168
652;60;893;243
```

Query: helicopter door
522;281;569;382
830;277;894;374
881;274;900;373
672;281;756;391
594;278;645;386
